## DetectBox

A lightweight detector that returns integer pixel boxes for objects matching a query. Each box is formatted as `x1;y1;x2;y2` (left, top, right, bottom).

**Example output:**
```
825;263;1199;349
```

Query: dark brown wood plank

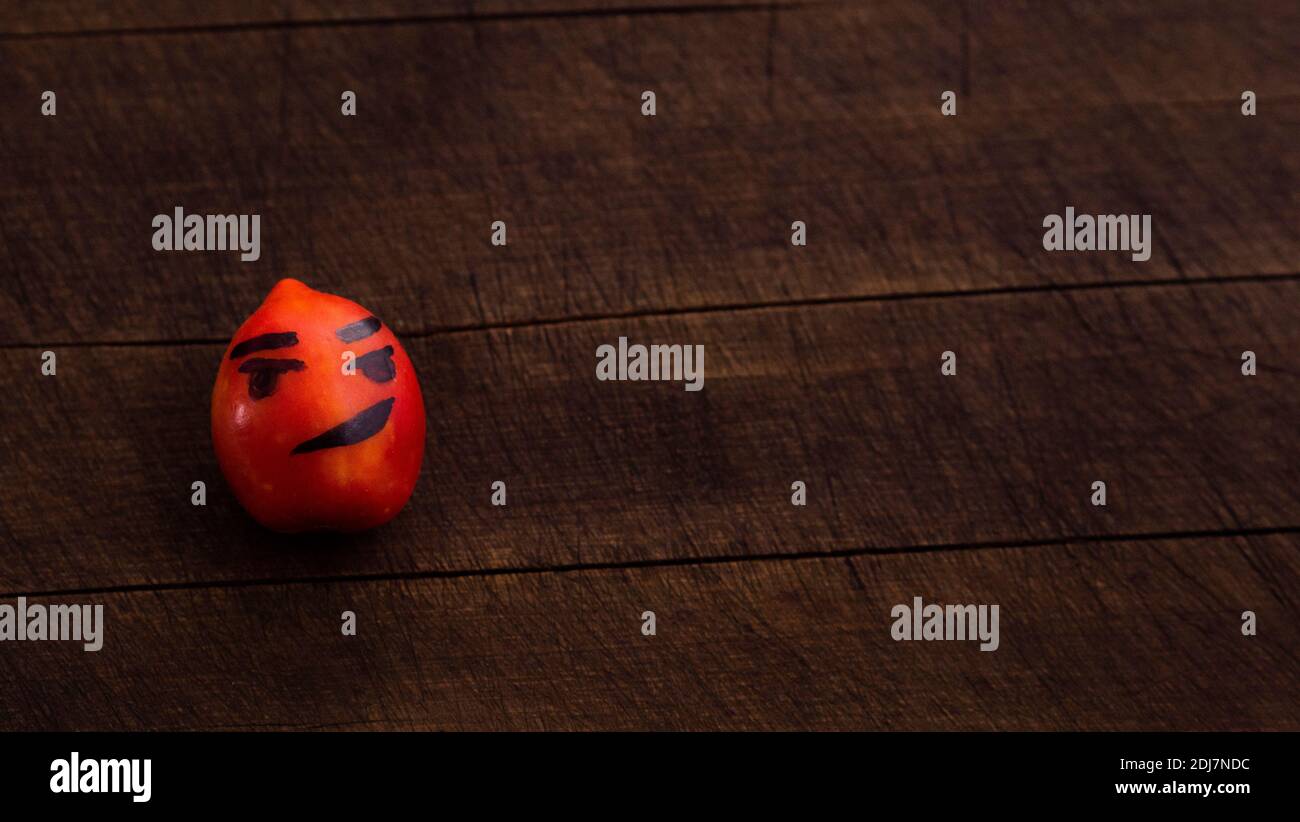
1;534;1295;730
3;279;1296;593
971;0;1300;108
2;3;1295;345
0;0;791;36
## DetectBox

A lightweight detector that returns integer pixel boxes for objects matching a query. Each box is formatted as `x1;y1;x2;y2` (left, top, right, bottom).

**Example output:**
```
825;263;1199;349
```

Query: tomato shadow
214;491;396;579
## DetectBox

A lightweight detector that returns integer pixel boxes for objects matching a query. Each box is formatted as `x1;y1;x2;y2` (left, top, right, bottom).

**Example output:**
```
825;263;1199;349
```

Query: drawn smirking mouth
228;317;397;454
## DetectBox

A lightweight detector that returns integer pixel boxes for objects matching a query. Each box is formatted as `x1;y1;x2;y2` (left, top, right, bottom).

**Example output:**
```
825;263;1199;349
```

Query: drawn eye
355;346;396;383
238;358;307;399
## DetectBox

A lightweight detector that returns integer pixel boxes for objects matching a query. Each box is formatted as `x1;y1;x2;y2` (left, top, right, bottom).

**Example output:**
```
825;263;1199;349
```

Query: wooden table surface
1;0;1297;730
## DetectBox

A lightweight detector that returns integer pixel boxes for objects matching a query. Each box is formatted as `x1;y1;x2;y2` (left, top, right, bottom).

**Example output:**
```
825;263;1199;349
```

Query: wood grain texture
1;534;1295;731
971;0;1300;107
1;2;1295;345
3;279;1296;593
0;0;799;36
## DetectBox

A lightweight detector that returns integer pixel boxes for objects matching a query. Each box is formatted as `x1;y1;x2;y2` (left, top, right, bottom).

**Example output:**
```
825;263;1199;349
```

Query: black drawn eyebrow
356;346;396;383
335;316;381;343
230;332;299;359
292;397;395;454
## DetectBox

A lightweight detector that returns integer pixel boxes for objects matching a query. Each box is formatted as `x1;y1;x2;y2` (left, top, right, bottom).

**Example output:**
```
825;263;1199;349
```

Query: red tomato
211;279;426;532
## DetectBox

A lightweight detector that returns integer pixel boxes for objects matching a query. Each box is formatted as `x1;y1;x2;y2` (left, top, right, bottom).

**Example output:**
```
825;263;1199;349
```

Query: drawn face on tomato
212;279;426;533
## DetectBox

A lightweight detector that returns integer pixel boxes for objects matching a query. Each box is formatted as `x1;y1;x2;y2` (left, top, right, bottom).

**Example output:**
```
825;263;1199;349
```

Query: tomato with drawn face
211;279;426;532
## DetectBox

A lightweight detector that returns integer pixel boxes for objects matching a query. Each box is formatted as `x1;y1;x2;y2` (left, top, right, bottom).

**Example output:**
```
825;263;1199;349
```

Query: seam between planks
4;270;1299;351
4;523;1297;601
0;1;822;41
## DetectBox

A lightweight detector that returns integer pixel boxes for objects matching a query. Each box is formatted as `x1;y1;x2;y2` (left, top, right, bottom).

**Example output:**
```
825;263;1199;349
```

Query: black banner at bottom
0;731;1289;810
